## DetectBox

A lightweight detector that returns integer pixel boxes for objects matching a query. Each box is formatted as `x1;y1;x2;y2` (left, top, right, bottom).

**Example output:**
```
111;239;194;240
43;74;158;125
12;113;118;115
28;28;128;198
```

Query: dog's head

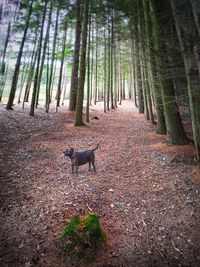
63;147;74;158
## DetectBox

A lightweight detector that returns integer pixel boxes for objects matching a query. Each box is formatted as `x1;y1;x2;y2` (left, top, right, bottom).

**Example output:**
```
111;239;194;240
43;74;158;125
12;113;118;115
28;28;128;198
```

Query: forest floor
0;100;200;267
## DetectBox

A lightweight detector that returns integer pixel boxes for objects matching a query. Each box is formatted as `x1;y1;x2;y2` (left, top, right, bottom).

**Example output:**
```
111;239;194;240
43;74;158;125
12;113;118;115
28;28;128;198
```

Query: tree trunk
110;11;114;109
193;45;200;77
29;0;47;116
118;41;122;105
37;1;53;107
134;2;144;113
170;0;200;158
139;11;151;121
0;3;3;21
22;29;39;108
46;6;59;113
142;0;162;126
114;28;118;108
74;0;90;126
94;22;98;105
18;55;29;104
1;21;10;75
90;19;94;105
68;0;82;111
6;0;34;110
56;23;67;111
141;63;150;120
150;0;188;144
107;17;111;110
190;0;200;38
86;3;92;122
103;24;107;113
130;36;138;108
0;50;10;102
0;21;11;101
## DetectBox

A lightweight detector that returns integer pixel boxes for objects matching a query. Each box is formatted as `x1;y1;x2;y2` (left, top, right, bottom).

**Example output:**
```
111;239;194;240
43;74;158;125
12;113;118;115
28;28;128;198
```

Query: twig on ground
171;240;183;256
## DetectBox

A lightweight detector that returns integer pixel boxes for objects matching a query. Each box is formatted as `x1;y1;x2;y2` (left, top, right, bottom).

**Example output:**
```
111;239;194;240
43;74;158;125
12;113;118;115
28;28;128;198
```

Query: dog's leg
75;164;78;175
88;161;91;171
92;158;96;172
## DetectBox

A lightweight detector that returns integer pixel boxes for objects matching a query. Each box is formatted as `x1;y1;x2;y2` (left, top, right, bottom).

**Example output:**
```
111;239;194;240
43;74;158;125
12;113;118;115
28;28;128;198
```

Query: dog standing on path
63;143;99;174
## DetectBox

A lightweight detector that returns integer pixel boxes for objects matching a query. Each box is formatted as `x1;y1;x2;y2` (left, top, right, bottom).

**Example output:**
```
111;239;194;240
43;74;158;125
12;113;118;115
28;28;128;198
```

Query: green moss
59;212;105;261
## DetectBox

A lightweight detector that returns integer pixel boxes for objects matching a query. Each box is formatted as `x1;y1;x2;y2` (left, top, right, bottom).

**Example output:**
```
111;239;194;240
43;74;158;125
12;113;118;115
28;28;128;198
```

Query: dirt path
0;101;200;267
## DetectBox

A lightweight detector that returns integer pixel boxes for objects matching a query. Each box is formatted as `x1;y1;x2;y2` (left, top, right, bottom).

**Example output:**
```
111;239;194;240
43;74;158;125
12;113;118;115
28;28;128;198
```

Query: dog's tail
92;143;99;151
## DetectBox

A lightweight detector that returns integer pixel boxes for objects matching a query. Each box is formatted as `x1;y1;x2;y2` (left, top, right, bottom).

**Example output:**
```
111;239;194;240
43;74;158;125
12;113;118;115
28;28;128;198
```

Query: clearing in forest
0;101;200;267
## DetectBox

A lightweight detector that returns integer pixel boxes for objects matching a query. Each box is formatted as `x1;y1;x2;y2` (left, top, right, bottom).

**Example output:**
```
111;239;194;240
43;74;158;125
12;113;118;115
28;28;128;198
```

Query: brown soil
0;101;200;267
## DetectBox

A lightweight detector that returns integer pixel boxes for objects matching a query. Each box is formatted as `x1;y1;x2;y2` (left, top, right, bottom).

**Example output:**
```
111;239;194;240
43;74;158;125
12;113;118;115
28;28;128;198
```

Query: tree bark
68;0;82;111
37;1;53;107
143;0;166;130
170;0;200;158
107;16;111;110
150;0;189;144
86;2;92;122
56;22;67;111
22;28;39;108
110;11;114;109
74;0;90;126
190;0;200;38
103;24;107;113
134;2;144;113
46;6;59;113
94;21;98;105
29;0;47;116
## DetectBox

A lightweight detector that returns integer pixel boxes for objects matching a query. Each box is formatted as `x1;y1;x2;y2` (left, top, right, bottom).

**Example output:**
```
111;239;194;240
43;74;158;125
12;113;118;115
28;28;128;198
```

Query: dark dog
63;144;99;174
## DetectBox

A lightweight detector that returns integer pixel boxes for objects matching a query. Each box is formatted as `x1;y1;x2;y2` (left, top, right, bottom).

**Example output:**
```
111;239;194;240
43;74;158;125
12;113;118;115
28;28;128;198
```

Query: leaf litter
0;100;200;267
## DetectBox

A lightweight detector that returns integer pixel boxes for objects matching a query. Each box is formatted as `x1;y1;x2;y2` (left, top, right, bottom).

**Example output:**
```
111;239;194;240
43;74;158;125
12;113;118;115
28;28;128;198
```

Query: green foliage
54;43;72;59
20;0;32;10
64;44;73;57
59;213;106;261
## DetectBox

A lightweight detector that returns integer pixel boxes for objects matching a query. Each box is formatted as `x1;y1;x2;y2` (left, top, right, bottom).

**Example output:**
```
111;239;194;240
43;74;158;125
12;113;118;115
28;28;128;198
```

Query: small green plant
59;212;106;262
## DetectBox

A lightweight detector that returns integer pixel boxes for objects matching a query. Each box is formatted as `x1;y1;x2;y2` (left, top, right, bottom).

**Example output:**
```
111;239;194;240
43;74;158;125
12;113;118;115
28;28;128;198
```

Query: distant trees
6;0;34;110
0;21;11;101
1;0;200;160
0;0;20;101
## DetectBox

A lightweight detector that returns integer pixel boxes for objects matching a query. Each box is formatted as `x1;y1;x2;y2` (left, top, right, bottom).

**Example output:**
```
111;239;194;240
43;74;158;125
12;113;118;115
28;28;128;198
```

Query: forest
0;0;200;266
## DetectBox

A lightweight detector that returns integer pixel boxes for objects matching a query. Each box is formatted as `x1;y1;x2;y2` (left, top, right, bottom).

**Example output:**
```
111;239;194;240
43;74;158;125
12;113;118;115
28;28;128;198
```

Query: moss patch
59;212;106;262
